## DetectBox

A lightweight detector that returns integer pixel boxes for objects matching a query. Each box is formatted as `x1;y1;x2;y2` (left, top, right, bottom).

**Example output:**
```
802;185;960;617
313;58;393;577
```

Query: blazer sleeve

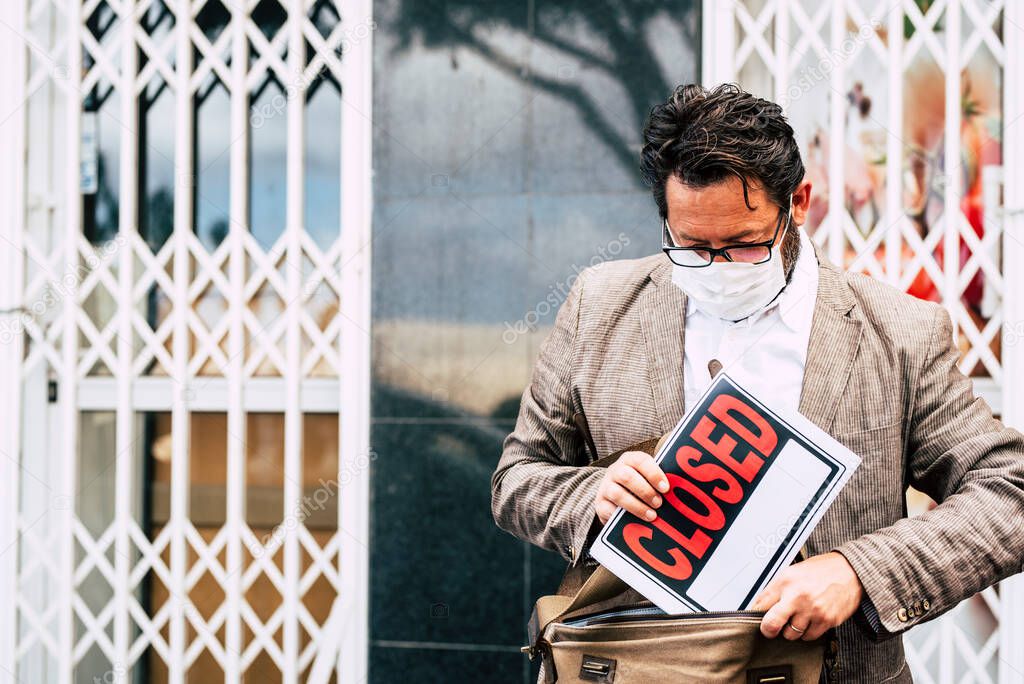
490;269;605;567
834;304;1024;636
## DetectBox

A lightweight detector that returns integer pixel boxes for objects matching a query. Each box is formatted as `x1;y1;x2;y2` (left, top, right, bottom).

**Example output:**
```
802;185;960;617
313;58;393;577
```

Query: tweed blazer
491;241;1024;683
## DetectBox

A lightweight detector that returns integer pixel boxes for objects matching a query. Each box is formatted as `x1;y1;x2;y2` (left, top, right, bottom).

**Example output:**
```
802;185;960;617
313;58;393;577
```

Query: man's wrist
832;550;864;605
832;546;898;640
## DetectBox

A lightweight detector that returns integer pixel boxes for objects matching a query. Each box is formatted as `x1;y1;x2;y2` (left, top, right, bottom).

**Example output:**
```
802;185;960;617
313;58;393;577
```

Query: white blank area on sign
686;440;831;609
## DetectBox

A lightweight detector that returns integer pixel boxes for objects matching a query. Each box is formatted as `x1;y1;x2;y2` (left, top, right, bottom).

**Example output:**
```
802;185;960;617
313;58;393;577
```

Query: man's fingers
760;598;795;639
749;583;781;612
605;482;657;521
622;451;669;493
801;622;828;641
612;465;661;507
781;618;811;642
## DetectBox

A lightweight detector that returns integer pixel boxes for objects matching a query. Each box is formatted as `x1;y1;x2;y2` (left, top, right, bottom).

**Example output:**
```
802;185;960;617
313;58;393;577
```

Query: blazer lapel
798;243;863;433
640;260;688;434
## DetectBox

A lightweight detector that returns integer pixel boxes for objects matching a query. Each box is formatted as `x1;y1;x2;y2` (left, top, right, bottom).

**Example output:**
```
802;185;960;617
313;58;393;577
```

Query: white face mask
670;221;790;323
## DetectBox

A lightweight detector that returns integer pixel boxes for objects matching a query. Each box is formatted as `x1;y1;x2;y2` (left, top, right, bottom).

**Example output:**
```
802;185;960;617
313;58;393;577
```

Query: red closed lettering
652;515;713;559
708;394;777;457
691;416;765;483
663;472;725;530
623;522;693;580
621;392;778;582
675;444;744;504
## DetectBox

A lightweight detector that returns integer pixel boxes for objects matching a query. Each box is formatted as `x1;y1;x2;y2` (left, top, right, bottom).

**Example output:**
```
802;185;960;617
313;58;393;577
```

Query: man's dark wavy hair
639;83;805;218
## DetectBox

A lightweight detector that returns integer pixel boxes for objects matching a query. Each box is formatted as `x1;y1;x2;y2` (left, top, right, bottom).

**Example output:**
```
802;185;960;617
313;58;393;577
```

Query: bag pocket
542;609;825;683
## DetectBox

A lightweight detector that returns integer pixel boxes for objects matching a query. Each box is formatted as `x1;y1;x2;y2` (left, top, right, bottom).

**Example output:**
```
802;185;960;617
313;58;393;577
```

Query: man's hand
594;451;670;525
750;552;863;641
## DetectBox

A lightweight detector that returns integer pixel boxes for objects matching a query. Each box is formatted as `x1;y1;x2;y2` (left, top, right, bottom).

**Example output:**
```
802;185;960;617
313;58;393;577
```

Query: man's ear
791;179;812;227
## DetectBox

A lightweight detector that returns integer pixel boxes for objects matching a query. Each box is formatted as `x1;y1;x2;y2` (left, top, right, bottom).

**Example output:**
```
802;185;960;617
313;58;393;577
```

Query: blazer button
912;601;922;615
922;599;931;611
897;608;909;622
569;544;576;563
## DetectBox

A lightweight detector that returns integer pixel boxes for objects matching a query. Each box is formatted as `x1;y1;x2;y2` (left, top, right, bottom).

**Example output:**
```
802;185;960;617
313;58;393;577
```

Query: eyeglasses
662;200;792;268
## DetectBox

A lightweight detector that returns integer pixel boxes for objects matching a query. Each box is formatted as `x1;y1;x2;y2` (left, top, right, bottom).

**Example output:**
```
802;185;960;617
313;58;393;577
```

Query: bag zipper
563;605;765;628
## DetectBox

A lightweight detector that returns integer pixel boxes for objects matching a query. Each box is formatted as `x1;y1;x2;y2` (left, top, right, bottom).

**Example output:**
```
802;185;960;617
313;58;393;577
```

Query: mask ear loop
776;197;794;247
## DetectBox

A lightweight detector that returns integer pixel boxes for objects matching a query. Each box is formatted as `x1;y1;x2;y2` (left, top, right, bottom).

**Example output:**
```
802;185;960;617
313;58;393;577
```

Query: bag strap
589;436;662;469
528;565;628;647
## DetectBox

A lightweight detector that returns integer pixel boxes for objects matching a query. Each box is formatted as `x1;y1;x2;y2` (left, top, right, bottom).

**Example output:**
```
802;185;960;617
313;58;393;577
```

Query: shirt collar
771;228;819;332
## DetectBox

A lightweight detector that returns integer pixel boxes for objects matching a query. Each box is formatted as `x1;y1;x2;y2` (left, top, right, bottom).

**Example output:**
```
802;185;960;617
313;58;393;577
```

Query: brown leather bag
522;429;835;683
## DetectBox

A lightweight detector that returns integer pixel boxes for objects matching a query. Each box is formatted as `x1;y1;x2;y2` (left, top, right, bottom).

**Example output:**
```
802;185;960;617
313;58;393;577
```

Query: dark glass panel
252;0;288;42
305;74;342;250
249;75;288;250
139;76;175;252
369;1;700;675
194;74;231;251
82;80;120;246
370;646;523;684
195;0;230;43
370;419;523;646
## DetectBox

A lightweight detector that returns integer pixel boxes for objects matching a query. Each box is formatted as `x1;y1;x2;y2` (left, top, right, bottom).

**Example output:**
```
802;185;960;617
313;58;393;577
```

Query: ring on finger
784;622;806;635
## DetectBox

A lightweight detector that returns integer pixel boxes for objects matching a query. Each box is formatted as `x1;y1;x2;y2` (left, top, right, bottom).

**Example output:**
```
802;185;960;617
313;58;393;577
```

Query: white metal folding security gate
0;0;372;682
702;1;1024;682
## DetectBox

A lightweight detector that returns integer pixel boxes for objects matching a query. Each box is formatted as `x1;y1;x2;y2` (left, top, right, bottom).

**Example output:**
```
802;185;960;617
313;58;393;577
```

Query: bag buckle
579;654;616;682
746;664;793;683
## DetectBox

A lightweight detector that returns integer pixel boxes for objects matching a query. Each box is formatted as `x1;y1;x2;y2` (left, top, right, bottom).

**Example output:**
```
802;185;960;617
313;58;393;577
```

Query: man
490;83;1024;683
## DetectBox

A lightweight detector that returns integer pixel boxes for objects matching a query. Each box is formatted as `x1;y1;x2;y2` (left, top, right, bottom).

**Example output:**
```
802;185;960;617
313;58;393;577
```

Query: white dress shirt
679;228;819;415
